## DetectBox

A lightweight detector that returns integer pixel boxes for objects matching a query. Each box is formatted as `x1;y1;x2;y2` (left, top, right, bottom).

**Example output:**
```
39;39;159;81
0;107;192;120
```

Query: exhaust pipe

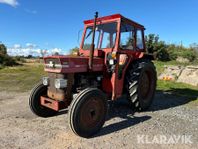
89;12;98;70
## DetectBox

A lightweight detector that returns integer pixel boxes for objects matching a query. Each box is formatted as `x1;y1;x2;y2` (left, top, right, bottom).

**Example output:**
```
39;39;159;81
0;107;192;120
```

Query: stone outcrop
177;66;198;86
158;66;184;81
176;57;190;63
158;65;198;86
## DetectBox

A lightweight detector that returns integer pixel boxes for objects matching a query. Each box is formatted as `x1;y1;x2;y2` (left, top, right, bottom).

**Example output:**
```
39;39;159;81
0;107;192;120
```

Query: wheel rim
140;71;151;99
79;97;105;130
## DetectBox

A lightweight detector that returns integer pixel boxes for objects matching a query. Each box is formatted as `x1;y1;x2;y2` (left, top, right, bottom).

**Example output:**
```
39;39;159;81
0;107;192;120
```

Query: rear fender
110;52;154;100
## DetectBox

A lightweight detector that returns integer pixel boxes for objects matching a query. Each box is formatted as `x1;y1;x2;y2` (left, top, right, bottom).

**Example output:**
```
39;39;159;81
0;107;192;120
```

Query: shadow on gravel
94;87;197;137
149;88;197;111
94;99;151;138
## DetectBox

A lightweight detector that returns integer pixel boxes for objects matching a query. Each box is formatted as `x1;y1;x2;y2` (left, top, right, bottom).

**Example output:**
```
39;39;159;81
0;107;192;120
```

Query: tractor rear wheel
126;60;157;111
69;88;107;138
29;82;57;117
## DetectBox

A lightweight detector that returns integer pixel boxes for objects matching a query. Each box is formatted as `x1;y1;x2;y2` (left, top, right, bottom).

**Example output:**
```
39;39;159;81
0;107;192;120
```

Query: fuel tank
43;55;104;73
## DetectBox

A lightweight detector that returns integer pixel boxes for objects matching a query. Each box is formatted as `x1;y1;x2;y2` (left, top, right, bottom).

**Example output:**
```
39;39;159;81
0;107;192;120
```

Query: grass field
0;61;197;100
0;63;46;92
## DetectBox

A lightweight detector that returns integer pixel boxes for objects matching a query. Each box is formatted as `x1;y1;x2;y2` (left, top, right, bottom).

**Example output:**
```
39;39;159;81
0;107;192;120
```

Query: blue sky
0;0;198;56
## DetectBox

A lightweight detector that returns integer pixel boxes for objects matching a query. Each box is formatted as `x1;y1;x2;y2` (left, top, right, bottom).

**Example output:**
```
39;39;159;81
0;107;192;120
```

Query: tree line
145;34;198;62
0;44;18;67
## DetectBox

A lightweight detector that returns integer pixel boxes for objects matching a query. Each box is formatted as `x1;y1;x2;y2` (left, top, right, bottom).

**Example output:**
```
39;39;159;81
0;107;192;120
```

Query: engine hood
43;55;104;73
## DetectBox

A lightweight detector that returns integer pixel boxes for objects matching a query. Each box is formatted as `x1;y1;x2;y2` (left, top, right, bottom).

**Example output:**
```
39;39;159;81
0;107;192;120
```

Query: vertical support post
89;12;98;70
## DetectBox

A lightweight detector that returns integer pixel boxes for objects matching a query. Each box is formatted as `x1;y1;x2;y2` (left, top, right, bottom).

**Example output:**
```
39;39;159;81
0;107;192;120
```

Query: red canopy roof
84;14;145;29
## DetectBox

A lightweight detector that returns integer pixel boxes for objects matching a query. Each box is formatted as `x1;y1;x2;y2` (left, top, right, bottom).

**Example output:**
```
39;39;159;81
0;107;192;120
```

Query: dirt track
0;91;197;149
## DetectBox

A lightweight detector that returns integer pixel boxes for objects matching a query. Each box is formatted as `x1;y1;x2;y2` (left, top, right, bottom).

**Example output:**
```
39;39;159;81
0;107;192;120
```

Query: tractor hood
43;55;104;73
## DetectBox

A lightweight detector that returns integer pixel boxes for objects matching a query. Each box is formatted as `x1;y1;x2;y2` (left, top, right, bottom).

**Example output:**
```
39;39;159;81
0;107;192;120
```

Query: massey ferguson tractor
29;12;157;138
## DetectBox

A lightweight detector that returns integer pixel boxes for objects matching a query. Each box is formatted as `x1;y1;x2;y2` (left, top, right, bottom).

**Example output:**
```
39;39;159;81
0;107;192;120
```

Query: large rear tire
29;82;57;117
126;60;157;111
69;88;107;138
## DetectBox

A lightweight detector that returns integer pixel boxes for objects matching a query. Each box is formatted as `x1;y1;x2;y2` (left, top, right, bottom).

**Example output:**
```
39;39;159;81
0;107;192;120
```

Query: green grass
157;80;198;97
157;80;198;106
0;63;46;92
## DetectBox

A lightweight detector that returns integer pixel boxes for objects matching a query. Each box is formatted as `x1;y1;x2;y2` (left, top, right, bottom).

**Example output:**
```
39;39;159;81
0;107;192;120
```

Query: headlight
42;77;49;86
55;79;67;89
109;59;115;65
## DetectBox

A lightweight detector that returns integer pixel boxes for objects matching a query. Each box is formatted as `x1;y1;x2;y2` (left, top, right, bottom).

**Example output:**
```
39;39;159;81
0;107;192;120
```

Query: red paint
84;14;122;24
40;96;60;111
44;56;104;73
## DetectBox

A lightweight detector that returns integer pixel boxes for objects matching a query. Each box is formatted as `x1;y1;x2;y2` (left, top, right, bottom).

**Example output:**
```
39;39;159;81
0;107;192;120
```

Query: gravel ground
0;91;197;149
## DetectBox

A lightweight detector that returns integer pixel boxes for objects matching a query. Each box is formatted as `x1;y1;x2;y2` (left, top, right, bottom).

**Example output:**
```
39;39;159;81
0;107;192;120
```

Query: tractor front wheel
69;88;107;138
29;82;57;117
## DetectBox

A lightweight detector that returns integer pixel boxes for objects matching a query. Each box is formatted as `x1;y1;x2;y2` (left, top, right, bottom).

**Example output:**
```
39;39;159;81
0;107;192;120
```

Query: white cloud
0;0;18;7
13;44;21;49
7;44;63;57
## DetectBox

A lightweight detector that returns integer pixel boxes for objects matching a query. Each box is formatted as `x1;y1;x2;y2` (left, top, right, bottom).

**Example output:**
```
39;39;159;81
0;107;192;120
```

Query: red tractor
29;12;157;138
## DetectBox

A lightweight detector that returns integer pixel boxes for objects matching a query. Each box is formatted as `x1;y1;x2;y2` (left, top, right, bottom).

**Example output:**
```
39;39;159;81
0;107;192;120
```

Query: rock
158;65;184;81
176;57;190;63
159;65;198;86
177;66;198;86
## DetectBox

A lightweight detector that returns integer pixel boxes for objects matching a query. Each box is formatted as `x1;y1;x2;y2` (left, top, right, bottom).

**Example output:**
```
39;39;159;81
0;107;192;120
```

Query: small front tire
29;82;57;117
